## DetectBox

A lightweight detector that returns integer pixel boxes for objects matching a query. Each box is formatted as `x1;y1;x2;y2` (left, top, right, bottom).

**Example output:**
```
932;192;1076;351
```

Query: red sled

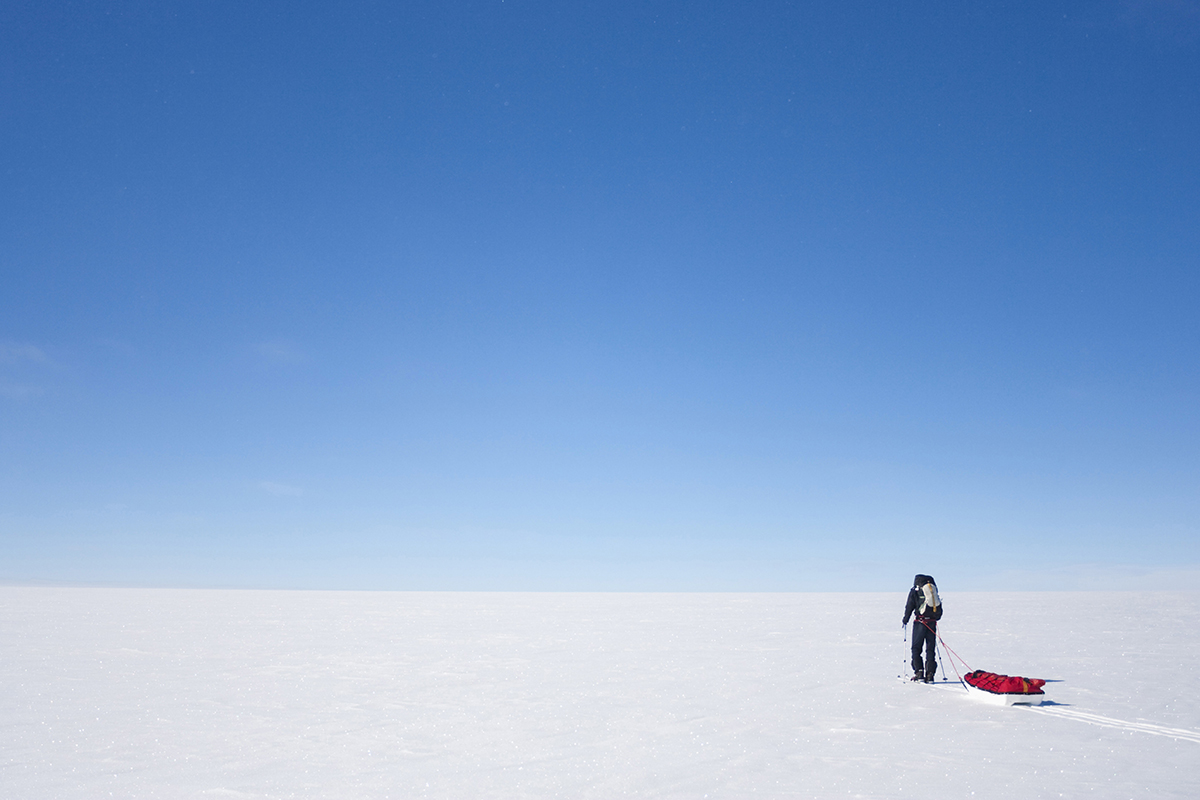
963;670;1048;706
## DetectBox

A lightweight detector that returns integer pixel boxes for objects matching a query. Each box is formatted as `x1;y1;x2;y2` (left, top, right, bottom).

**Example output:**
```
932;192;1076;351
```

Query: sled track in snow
1023;706;1200;744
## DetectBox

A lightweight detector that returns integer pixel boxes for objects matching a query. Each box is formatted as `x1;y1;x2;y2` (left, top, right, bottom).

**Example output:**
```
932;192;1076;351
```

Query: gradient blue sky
3;1;1198;590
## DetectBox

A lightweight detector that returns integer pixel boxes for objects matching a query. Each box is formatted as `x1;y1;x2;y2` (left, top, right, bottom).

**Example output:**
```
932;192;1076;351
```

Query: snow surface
2;588;1198;799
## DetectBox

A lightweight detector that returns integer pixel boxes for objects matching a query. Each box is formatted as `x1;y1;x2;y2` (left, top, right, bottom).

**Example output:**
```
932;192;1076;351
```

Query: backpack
913;574;942;619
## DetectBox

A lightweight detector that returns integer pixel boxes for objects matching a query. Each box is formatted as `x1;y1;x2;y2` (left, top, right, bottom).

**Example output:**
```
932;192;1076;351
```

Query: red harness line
917;617;972;688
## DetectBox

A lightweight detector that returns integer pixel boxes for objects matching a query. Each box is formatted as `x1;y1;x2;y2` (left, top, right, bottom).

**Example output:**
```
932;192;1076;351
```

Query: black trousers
911;619;937;676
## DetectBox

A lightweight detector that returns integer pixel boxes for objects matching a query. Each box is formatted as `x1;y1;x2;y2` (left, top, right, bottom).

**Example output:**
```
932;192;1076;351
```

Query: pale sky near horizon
2;1;1198;590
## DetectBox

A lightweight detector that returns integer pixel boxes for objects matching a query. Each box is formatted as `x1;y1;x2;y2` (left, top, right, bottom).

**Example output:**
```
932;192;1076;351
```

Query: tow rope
917;617;971;690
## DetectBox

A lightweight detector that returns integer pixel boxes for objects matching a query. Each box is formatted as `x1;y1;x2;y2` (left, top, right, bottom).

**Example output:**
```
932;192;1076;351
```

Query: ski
897;670;966;689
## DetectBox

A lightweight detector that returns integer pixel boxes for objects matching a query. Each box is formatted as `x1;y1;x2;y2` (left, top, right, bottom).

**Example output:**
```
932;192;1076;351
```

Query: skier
903;574;942;682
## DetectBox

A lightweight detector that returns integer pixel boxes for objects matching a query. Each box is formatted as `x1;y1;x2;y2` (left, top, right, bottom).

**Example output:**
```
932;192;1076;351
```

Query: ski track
1024;705;1200;744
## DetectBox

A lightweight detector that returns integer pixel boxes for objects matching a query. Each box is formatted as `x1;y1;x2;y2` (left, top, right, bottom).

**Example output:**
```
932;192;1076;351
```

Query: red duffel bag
964;669;1046;695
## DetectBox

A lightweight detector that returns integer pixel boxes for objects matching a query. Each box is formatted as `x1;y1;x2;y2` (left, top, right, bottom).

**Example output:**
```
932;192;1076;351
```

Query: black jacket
903;575;943;625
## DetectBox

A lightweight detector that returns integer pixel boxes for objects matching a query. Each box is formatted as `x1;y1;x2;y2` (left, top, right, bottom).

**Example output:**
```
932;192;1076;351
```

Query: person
902;574;943;682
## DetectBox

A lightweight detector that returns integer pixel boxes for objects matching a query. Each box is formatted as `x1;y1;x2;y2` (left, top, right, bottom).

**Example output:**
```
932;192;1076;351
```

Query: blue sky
2;1;1198;590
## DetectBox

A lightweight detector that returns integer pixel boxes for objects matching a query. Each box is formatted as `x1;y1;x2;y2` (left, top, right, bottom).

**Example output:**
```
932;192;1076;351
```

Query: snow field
1;588;1197;798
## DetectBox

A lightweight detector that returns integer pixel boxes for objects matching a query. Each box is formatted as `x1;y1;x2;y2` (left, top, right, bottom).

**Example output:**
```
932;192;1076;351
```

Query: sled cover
963;670;1046;695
